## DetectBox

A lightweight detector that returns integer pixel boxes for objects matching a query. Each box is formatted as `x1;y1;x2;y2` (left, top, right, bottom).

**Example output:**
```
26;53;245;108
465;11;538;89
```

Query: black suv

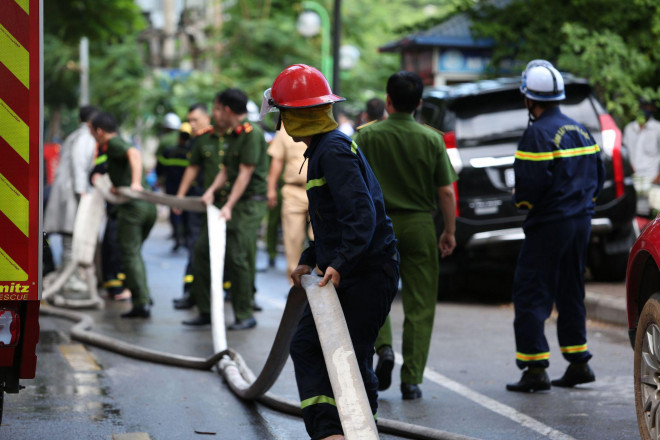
420;75;637;297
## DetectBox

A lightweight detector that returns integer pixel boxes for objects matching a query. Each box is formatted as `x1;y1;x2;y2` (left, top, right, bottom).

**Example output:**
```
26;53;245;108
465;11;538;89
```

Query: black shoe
173;295;195;310
506;368;551;392
121;305;151;319
375;346;395;391
401;383;422;400
227;317;257;331
182;313;211;326
252;301;263;312
551;363;595;388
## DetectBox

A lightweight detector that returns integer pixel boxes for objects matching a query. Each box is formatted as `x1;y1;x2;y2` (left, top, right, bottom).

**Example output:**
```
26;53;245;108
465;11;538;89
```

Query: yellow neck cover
281;105;338;137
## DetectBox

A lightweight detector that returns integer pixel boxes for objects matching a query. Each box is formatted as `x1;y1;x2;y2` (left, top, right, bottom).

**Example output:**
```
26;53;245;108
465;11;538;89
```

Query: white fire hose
41;176;480;440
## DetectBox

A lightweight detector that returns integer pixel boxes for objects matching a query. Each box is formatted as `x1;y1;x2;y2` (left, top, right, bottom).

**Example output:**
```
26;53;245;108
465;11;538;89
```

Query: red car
627;215;660;439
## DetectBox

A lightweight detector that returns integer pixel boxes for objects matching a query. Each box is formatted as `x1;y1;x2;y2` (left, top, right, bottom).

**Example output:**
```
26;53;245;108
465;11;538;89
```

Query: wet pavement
1;219;637;439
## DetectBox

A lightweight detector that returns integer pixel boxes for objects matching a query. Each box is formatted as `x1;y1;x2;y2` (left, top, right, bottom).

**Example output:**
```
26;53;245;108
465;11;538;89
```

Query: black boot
173;293;194;310
401;383;422;400
375;346;395;391
182;313;211;326
121;304;151;319
506;368;550;392
551;363;595;387
227;317;257;330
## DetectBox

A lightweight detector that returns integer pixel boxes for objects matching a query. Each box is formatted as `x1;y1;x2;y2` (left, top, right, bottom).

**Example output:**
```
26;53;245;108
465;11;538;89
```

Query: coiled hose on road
41;179;480;440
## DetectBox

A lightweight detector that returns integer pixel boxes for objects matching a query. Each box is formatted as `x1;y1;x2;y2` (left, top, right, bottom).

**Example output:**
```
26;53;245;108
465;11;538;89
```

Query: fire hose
41;177;480;440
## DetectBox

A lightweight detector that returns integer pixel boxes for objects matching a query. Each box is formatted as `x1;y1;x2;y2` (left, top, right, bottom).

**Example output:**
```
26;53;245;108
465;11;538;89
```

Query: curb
585;291;627;327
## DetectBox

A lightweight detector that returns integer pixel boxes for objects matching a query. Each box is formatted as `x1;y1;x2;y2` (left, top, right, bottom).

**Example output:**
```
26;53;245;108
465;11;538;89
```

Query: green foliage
44;0;146;45
88;37;147;126
467;0;660;124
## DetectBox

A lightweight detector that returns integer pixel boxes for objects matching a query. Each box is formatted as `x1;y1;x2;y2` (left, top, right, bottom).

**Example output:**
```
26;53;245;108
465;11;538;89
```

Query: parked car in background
419;75;637;298
626;214;660;440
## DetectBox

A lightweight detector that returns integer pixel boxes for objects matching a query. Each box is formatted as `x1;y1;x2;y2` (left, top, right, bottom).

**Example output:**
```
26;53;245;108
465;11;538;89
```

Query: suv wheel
634;293;660;440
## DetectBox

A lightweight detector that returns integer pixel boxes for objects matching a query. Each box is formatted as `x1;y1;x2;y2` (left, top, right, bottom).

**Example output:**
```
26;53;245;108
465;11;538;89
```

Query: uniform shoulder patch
234;122;253;135
355;120;378;132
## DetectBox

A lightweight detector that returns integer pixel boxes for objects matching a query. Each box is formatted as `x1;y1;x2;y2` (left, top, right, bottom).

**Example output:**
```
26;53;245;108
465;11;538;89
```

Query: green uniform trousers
227;199;267;321
375;211;439;384
116;200;157;307
191;200;267;319
190;215;212;314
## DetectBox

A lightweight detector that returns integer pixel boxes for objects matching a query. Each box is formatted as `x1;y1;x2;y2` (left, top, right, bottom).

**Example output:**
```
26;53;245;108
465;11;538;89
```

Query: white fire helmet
520;60;565;102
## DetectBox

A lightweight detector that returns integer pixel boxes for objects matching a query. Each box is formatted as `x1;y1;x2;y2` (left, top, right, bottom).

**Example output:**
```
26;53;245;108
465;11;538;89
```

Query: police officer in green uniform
202;89;269;330
174;104;226;325
90;112;158;318
355;71;458;399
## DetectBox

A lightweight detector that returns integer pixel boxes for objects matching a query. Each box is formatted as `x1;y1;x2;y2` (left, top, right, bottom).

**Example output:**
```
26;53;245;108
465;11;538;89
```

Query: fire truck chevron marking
0;97;29;162
13;0;29;15
0;172;29;237
0;247;27;281
0;24;29;88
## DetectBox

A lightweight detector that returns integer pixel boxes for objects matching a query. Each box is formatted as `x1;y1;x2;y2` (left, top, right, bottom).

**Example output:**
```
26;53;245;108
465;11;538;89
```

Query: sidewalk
585;281;627;327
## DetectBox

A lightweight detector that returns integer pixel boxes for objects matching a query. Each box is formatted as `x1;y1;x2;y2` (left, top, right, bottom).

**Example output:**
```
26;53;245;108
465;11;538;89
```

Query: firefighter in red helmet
262;64;400;439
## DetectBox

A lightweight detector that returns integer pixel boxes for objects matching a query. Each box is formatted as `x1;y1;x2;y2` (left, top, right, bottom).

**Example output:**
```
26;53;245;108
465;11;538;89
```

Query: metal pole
302;1;332;84
332;0;341;97
79;37;89;106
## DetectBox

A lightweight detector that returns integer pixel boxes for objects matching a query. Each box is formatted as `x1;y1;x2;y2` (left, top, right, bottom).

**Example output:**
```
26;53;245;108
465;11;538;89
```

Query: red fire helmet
270;64;345;109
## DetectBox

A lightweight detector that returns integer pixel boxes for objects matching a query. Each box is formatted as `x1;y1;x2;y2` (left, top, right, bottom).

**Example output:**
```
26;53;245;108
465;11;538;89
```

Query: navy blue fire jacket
514;106;605;228
299;129;397;277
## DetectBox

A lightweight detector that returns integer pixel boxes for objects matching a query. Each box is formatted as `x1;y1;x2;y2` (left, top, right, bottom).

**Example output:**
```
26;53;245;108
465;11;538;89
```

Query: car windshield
451;84;601;148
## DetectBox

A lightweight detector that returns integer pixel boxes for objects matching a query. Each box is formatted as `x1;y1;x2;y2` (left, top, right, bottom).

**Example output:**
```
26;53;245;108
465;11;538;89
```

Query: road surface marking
59;344;101;372
397;354;577;440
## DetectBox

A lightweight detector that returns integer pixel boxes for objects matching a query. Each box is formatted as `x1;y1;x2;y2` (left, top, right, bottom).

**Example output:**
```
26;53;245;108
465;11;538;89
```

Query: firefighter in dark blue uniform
263;64;400;439
506;60;605;392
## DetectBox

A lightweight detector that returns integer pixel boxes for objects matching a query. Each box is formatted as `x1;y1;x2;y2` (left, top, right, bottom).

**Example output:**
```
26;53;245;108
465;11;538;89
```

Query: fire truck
0;0;42;424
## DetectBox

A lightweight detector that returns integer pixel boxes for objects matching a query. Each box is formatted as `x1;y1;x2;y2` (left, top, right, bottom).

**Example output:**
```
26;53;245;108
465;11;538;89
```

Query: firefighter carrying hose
506;60;605;392
261;64;400;439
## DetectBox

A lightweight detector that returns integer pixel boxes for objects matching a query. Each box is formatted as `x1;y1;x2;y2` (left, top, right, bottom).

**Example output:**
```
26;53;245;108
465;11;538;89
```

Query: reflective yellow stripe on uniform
103;280;123;288
94;154;108;166
300;394;336;409
184;275;194;284
306;176;327;190
350;141;358;155
157;156;190;167
515;145;600;162
516;351;550;362
560;344;587;354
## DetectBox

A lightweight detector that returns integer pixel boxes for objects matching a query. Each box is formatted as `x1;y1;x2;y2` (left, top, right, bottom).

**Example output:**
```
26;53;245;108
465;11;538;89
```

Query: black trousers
290;259;399;439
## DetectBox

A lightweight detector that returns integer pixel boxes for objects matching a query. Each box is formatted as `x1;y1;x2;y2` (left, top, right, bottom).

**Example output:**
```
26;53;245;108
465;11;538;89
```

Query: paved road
1;220;637;439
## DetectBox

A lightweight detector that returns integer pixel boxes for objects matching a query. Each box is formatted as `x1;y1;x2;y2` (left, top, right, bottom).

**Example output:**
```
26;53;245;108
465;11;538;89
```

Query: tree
465;0;660;124
44;0;147;140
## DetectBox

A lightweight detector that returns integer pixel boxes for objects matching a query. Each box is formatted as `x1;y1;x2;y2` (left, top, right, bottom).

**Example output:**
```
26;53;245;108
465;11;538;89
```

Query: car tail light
443;131;461;216
599;114;625;198
0;309;20;347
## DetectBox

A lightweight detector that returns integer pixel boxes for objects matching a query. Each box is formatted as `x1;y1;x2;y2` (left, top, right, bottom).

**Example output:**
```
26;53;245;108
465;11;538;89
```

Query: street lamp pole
301;1;332;85
332;0;341;98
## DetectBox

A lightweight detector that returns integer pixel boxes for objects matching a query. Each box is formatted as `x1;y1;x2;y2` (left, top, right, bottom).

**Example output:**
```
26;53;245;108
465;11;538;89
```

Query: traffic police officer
262;64;399;440
355;71;458;400
90;112;157;318
506;60;604;392
202;89;269;330
175;104;226;324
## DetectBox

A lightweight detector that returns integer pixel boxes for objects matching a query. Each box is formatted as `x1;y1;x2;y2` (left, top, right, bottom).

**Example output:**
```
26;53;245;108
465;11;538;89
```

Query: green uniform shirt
221;120;268;198
106;136;149;189
189;128;223;190
355;112;458;212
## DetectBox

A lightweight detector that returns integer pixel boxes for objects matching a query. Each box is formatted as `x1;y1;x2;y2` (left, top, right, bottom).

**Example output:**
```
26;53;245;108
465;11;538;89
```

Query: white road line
397;354;576;440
